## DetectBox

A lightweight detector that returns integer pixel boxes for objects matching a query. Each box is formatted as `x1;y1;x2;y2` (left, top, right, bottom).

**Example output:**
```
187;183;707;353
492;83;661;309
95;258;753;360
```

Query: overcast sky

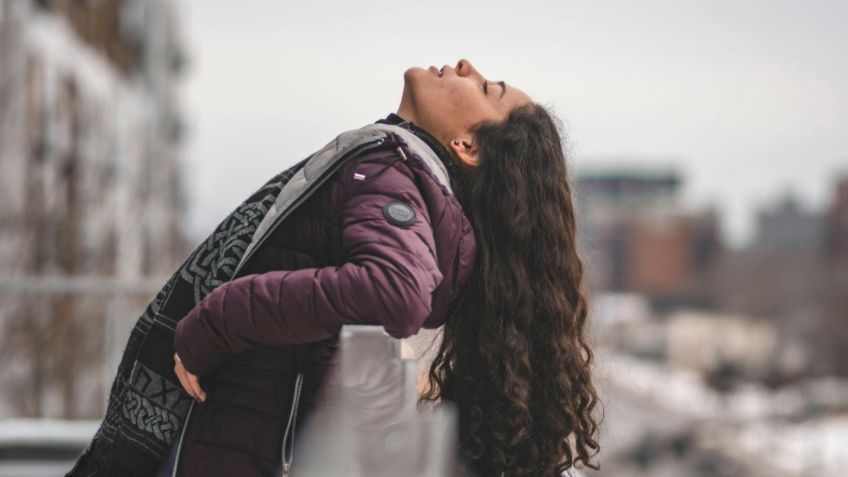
180;0;847;249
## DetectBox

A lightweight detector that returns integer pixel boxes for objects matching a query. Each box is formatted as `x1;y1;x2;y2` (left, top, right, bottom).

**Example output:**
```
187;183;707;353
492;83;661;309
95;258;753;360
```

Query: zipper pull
396;145;408;161
281;372;304;477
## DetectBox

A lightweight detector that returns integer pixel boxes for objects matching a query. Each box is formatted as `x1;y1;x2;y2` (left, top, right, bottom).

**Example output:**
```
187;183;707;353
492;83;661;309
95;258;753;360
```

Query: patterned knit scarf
66;159;307;477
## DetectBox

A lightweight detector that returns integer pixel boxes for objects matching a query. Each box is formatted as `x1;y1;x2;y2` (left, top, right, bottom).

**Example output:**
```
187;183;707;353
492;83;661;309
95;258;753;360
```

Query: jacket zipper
171;399;195;477
170;137;385;477
170;374;305;477
281;372;304;477
232;137;387;277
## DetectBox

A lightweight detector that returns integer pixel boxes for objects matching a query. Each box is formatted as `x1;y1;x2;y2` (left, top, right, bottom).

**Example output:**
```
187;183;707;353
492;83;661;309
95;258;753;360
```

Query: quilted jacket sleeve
174;149;444;375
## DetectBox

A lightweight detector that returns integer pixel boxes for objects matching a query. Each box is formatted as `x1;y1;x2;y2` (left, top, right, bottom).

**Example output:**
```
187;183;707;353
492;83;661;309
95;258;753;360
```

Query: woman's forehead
497;84;533;112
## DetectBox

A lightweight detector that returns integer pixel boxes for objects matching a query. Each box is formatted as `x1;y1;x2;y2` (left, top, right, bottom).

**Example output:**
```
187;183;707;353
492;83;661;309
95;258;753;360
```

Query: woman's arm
174;150;443;376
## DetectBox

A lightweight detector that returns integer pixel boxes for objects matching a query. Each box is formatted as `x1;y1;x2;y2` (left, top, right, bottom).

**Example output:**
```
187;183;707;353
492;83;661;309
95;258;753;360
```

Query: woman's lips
428;65;440;76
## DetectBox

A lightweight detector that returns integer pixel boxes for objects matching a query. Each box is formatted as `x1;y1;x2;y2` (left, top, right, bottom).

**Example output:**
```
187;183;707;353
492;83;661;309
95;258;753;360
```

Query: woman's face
397;59;532;167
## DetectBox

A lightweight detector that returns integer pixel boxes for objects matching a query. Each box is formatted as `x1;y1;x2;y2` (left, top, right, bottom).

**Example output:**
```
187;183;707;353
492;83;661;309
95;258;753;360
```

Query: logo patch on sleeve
382;200;416;227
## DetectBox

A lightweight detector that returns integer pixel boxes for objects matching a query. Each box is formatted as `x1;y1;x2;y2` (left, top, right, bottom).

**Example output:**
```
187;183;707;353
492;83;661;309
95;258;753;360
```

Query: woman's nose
456;58;478;78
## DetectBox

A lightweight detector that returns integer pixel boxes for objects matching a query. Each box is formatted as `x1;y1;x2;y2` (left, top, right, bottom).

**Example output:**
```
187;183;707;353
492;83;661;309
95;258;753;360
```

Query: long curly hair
420;103;601;476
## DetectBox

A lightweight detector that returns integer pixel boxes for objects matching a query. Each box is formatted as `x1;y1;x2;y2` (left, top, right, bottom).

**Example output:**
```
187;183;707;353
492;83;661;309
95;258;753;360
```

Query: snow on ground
735;416;848;477
601;351;848;421
598;350;848;477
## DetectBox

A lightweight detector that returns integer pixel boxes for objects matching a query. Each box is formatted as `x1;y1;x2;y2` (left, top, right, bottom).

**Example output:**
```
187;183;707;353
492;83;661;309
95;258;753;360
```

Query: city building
574;165;721;310
0;0;187;418
825;175;848;258
754;192;825;253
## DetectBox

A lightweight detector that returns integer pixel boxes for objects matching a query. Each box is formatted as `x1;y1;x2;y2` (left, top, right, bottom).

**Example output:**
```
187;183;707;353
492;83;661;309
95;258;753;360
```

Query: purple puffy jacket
169;122;476;476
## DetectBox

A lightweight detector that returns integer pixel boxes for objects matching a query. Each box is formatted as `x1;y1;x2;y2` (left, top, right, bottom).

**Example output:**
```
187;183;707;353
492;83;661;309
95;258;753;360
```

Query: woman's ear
449;137;479;167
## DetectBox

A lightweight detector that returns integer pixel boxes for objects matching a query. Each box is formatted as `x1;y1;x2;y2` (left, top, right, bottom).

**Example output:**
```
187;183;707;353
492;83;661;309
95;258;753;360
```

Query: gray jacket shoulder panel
237;123;451;272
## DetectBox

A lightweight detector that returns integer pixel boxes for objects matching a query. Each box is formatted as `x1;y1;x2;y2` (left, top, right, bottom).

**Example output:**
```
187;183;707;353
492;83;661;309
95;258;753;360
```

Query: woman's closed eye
483;80;507;99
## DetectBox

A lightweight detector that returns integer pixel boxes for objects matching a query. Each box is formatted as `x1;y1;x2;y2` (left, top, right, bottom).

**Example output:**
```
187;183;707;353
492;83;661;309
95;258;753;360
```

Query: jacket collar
375;113;462;184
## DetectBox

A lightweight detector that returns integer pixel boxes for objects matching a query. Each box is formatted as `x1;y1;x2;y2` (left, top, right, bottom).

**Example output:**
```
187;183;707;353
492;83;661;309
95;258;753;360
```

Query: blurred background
0;0;845;476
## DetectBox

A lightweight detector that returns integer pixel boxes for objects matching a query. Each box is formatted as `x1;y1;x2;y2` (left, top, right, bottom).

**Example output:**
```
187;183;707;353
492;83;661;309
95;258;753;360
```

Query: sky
180;0;848;249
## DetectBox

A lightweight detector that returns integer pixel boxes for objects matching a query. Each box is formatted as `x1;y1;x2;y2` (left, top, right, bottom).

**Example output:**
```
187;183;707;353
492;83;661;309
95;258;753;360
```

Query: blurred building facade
586;174;848;477
826;176;848;258
714;176;848;376
574;166;721;311
754;192;825;253
0;0;188;418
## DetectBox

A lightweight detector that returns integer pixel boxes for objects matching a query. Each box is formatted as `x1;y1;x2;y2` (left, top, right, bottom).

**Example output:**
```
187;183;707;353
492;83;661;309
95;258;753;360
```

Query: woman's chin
406;65;438;83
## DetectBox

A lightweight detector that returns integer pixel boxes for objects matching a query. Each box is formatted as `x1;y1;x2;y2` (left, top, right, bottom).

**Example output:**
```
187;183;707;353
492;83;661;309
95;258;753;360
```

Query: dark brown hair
421;103;601;476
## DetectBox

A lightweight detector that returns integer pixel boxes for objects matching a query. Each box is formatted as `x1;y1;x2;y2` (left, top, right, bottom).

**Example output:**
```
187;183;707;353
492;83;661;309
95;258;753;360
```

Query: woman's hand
174;353;206;402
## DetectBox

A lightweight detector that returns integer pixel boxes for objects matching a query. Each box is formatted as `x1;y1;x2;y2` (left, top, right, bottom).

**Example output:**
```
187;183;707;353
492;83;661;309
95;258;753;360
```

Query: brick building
574;166;721;310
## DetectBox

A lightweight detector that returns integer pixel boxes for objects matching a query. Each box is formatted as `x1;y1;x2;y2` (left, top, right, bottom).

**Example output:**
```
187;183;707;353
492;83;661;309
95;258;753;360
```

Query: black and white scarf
66;160;306;477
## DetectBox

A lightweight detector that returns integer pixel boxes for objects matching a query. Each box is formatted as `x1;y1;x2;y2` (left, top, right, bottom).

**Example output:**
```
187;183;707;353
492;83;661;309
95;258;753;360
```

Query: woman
69;59;599;477
400;60;601;476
